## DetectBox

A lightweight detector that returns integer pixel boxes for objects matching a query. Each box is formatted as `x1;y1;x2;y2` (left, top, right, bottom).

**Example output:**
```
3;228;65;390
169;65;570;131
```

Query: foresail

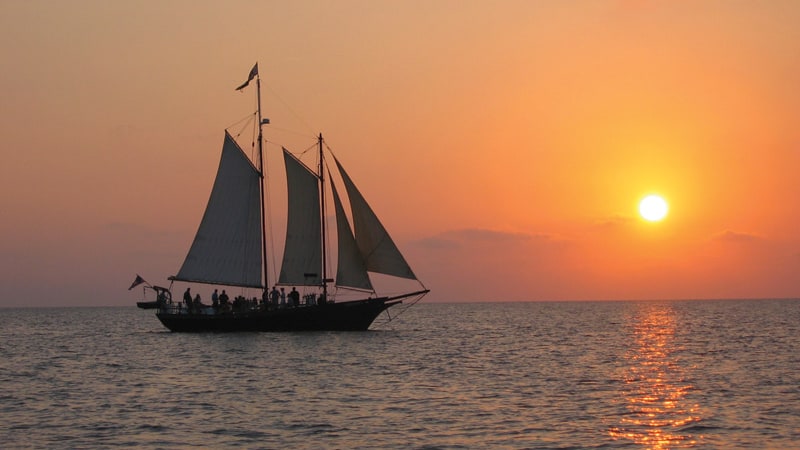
174;133;263;288
279;149;322;286
334;156;417;280
330;180;373;290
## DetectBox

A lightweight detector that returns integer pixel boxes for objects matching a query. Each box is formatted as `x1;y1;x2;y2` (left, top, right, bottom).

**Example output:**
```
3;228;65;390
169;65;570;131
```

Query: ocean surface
1;300;799;449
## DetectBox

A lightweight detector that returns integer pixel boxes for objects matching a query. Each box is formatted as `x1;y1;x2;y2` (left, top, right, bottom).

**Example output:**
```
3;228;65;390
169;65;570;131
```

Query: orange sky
1;1;798;306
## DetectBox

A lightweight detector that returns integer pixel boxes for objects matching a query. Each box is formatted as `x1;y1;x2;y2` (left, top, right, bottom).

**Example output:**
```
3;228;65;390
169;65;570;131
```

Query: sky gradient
1;1;798;306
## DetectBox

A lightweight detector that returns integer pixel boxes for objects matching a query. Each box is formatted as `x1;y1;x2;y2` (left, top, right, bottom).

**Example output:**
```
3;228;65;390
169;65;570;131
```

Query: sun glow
639;195;669;222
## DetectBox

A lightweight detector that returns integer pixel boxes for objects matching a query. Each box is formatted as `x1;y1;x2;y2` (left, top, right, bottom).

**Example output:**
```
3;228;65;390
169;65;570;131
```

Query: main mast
319;133;328;300
256;68;270;290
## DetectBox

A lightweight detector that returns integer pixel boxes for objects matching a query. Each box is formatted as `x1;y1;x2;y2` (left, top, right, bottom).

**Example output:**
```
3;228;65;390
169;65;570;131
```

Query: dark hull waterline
155;297;402;332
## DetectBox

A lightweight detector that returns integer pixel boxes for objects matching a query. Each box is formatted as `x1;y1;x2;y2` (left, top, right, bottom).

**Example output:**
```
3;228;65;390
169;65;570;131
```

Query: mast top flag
235;63;259;91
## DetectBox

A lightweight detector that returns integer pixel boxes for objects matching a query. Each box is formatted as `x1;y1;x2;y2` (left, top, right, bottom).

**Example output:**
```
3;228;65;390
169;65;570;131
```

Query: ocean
1;300;798;449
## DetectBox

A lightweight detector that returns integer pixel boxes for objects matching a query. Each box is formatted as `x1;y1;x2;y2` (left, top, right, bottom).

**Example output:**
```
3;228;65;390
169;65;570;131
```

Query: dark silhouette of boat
155;295;426;332
134;63;428;331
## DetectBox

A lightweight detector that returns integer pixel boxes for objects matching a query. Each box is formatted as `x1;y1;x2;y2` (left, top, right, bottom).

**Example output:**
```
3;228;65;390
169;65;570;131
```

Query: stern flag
128;274;146;290
235;63;259;91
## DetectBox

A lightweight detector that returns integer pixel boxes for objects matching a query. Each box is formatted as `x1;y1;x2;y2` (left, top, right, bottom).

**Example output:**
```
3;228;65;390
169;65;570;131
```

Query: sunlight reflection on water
609;304;703;449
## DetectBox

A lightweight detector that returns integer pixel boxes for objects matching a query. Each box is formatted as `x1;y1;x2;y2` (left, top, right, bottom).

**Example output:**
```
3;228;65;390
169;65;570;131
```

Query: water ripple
1;301;799;448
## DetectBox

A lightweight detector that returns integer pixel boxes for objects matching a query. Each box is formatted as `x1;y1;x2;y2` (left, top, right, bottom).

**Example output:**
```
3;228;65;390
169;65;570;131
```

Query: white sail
334;157;417;280
174;133;263;288
330;180;373;290
279;148;322;286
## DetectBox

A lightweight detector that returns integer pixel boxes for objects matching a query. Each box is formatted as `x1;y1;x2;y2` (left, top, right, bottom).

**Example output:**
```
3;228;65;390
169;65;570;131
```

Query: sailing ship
136;64;428;331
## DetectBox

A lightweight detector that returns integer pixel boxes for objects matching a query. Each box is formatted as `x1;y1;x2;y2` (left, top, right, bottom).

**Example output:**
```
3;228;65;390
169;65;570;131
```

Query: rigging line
323;141;335;153
381;292;427;324
225;114;260;164
225;112;257;135
263;125;317;140
295;141;320;160
263;82;316;138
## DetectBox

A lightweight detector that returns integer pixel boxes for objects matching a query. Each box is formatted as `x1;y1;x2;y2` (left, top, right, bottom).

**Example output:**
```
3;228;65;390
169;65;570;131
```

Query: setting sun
639;195;669;222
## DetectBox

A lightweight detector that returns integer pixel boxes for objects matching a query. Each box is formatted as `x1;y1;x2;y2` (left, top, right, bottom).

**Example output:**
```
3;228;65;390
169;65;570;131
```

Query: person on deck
156;291;166;308
289;287;300;307
219;290;229;311
280;288;286;307
193;294;203;312
269;286;280;307
183;288;192;311
211;289;219;308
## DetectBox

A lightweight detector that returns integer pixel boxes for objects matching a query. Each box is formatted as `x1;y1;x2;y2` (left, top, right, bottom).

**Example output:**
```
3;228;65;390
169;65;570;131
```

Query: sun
639;195;669;222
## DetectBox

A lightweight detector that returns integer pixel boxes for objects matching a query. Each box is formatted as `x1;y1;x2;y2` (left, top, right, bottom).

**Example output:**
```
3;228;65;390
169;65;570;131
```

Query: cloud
447;228;536;242
712;230;762;243
415;236;462;250
591;215;635;231
414;228;551;250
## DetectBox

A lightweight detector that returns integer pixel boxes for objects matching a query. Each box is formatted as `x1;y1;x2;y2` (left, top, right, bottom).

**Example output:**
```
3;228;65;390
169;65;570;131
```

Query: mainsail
278;149;322;286
174;133;263;288
334;156;417;280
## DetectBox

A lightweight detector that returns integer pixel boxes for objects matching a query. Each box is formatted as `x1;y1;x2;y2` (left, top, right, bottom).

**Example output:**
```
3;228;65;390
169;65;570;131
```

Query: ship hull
155;297;398;332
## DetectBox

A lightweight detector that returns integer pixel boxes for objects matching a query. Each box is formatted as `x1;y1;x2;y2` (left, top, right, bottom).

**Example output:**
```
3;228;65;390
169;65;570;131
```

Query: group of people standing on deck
264;285;326;308
181;285;326;313
182;287;230;313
